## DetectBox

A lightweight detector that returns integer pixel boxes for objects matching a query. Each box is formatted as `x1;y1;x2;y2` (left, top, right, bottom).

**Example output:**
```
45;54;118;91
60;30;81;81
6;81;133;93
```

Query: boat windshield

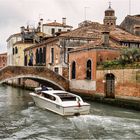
54;93;77;101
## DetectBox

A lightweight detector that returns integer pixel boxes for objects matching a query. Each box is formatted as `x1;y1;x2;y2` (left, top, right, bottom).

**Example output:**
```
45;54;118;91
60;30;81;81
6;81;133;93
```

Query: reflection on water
0;85;140;140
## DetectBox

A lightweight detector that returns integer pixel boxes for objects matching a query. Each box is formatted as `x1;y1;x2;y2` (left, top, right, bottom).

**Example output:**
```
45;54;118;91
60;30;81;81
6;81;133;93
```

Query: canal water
0;85;140;140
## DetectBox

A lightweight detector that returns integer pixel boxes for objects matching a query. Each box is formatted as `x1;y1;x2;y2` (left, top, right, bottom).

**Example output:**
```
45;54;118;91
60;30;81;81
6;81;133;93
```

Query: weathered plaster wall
70;80;96;91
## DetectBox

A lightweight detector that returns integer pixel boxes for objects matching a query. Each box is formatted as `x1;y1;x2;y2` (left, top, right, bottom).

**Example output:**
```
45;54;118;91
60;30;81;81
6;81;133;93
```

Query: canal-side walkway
73;92;140;111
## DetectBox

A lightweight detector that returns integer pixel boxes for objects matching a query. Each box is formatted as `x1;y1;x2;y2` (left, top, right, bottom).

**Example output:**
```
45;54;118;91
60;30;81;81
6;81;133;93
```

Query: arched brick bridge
0;66;69;90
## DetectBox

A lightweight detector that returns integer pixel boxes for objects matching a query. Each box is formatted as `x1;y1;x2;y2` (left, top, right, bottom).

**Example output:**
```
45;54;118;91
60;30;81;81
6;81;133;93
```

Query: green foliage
103;60;120;68
120;48;140;63
98;48;140;69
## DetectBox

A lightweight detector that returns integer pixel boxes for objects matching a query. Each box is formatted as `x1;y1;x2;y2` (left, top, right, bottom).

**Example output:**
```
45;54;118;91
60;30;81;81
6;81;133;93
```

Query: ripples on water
0;85;140;140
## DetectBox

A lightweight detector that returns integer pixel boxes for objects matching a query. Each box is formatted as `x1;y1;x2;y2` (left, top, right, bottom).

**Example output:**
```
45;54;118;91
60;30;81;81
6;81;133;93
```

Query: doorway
105;73;115;98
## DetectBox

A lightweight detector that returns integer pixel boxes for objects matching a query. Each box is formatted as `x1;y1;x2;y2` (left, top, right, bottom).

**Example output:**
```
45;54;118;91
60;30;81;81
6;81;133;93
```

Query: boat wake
68;114;140;139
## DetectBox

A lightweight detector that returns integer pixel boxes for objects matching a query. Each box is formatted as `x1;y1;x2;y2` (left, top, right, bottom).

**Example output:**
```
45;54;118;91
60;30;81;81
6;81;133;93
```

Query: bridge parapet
0;66;69;90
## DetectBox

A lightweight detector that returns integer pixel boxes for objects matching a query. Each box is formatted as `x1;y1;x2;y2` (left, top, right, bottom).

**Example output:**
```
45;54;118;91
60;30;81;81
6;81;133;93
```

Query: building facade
42;18;73;36
120;15;140;36
68;5;140;98
7;33;21;65
7;24;46;66
69;35;121;97
24;24;101;78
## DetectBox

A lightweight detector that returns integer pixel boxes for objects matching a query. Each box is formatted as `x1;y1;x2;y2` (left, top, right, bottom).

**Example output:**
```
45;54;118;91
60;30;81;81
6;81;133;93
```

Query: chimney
102;31;110;47
37;18;43;32
102;27;110;47
40;18;43;32
62;17;66;26
20;26;25;33
20;26;25;42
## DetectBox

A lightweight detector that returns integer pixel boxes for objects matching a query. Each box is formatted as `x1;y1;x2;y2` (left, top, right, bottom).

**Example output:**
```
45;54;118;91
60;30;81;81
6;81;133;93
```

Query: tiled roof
60;22;104;39
24;37;59;51
110;28;140;42
69;38;123;53
128;15;140;21
43;22;72;28
60;21;140;43
6;33;21;42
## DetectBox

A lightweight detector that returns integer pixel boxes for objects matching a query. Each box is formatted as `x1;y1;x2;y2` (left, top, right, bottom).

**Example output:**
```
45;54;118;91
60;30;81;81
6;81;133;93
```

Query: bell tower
103;2;117;29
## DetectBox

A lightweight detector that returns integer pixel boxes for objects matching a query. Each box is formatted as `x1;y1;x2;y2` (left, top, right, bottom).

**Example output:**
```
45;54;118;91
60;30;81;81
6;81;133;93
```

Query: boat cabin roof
41;90;69;95
41;90;80;101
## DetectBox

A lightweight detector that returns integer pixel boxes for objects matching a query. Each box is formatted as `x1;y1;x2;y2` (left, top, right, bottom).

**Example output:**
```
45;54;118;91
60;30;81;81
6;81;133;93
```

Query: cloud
0;0;140;53
0;1;26;26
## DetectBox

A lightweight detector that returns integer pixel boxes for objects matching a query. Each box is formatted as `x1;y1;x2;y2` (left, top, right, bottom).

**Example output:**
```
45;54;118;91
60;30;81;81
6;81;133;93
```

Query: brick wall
62;67;69;79
69;48;121;94
97;50;120;63
25;79;39;88
69;49;97;80
96;69;140;97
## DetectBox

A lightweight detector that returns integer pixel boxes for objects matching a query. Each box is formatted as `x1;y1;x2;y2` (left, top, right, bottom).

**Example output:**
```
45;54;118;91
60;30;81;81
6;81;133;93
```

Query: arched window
71;61;76;79
86;60;92;80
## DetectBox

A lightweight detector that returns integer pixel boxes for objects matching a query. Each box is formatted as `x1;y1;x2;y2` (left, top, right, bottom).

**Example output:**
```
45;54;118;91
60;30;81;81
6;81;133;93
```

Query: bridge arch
0;66;69;91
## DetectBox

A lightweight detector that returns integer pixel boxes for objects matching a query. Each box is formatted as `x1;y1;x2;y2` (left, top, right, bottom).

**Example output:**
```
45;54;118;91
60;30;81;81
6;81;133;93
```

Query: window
51;48;54;64
28;50;33;66
54;67;59;73
24;55;27;66
15;47;18;54
36;49;39;64
68;48;73;52
71;61;76;79
13;48;14;55
58;29;61;32
51;28;55;34
39;48;43;64
43;47;46;64
86;60;92;80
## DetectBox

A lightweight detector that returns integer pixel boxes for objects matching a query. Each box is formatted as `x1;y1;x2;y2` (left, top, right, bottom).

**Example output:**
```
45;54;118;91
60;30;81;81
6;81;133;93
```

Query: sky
0;0;139;53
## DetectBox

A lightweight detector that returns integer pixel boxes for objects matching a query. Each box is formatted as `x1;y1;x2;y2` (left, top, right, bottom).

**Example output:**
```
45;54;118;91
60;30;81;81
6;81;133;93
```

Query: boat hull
30;93;90;116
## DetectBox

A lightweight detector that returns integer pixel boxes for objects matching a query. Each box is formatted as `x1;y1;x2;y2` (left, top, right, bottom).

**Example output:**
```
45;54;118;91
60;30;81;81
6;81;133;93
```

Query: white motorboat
29;90;90;116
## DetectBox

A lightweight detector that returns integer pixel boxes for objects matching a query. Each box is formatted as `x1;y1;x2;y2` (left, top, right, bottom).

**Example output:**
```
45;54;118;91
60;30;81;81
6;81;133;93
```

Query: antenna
84;6;89;21
129;0;131;15
109;1;111;8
